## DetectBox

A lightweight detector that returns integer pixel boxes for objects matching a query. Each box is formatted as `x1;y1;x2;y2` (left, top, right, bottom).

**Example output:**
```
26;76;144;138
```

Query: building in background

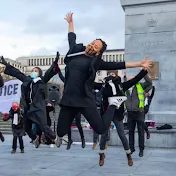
16;49;125;84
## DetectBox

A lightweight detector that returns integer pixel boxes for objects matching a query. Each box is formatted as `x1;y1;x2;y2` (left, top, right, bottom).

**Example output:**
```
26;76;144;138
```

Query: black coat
60;32;126;107
3;60;58;126
144;86;155;114
0;74;4;88
4;108;24;130
94;69;148;121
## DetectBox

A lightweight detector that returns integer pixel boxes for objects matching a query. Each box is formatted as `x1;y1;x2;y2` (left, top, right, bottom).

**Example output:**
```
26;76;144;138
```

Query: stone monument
120;0;176;127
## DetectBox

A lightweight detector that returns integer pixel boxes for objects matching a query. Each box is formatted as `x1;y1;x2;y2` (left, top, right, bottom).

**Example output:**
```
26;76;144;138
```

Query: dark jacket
2;56;59;126
124;74;152;112
0;74;4;88
46;100;54;126
60;32;126;107
144;86;155;114
94;69;148;121
4;108;24;130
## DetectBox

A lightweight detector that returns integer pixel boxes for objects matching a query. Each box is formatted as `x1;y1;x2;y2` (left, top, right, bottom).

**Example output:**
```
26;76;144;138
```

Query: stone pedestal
120;0;176;125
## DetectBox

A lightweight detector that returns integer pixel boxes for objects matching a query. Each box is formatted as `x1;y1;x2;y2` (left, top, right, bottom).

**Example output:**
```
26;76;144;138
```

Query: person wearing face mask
56;12;152;146
0;73;5;142
0;54;60;148
3;102;25;154
94;69;149;167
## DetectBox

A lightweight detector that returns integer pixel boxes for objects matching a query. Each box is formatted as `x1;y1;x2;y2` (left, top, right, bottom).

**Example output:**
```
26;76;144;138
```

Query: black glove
104;76;114;83
0;56;7;65
54;52;60;65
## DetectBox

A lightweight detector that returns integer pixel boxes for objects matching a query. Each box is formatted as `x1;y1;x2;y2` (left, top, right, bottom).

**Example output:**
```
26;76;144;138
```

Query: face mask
12;105;19;111
30;72;38;79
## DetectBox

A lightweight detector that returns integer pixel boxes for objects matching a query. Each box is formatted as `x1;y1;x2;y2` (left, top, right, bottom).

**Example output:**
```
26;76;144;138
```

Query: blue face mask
30;72;38;79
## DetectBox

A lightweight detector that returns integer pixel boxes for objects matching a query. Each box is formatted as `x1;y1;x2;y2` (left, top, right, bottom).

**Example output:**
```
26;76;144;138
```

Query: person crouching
4;102;25;154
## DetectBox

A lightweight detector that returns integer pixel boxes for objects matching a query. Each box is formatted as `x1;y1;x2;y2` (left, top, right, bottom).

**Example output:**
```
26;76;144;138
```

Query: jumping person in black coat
0;73;5;142
0;54;60;148
4;102;25;154
57;66;86;150
56;12;152;146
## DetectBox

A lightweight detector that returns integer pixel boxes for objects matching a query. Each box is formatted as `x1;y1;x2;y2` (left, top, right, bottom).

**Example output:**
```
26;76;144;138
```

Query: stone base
148;112;176;125
72;128;176;148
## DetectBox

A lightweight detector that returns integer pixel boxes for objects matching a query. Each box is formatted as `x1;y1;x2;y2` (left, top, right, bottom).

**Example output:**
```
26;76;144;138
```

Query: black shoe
66;139;73;150
81;138;85;148
21;149;24;153
139;150;144;157
0;134;5;142
11;149;16;154
131;149;135;154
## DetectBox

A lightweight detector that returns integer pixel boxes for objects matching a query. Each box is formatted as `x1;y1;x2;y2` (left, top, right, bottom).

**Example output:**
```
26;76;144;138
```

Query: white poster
0;79;22;113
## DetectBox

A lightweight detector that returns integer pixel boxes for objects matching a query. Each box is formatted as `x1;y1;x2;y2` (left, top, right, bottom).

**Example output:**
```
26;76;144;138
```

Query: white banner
0;79;22;113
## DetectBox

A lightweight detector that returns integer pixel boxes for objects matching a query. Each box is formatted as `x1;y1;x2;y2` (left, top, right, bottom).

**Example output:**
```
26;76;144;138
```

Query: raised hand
64;12;73;23
140;55;152;70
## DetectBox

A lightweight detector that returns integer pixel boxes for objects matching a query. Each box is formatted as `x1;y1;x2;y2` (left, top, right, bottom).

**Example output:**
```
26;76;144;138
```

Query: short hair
96;39;107;54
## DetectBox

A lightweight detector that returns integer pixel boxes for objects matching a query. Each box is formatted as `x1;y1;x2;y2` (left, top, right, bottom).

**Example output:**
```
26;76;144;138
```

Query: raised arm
65;12;76;49
141;74;152;91
150;86;155;100
58;69;65;83
0;56;29;83
43;52;60;83
122;69;148;91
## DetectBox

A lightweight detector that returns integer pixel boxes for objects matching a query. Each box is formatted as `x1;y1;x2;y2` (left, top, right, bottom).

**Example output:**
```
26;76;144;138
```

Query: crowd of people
0;12;154;167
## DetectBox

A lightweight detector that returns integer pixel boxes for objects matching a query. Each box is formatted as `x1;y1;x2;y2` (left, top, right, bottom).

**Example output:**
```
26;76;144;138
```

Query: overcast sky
0;0;125;59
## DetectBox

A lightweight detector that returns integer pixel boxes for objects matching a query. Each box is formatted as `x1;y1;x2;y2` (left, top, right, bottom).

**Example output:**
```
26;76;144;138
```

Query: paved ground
0;135;176;176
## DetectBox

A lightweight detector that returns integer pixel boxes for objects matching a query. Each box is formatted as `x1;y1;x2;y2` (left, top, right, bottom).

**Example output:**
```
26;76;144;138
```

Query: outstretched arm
0;56;29;83
122;69;148;91
98;55;152;71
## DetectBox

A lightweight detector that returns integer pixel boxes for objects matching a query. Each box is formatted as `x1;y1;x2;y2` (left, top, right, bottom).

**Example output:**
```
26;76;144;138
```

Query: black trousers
100;119;129;151
57;105;116;137
0;131;4;139
12;136;24;150
128;111;145;151
68;113;84;140
25;118;56;141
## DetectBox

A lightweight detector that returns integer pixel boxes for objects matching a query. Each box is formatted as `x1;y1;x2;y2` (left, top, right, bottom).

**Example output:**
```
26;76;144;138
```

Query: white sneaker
34;136;40;148
54;136;62;148
108;96;127;109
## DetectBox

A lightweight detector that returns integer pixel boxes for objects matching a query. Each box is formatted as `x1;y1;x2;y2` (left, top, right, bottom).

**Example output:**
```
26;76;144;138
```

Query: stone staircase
0;105;60;135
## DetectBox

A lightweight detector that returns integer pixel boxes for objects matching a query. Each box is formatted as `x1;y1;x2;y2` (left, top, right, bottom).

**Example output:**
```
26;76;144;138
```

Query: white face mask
30;72;38;79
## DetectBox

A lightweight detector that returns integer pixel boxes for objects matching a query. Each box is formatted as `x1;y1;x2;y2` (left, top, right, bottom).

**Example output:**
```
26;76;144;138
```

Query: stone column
120;0;176;125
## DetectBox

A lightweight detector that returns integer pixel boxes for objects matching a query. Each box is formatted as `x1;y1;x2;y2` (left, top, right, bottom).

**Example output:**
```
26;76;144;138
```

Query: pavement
0;135;176;176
